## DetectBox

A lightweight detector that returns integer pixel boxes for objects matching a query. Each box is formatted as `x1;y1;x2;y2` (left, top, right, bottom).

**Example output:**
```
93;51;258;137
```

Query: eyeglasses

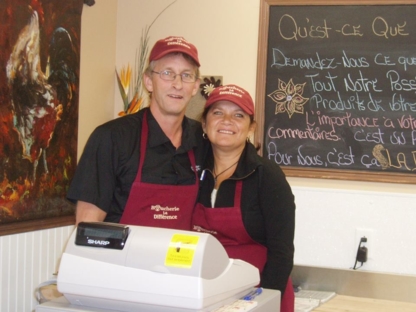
151;70;197;83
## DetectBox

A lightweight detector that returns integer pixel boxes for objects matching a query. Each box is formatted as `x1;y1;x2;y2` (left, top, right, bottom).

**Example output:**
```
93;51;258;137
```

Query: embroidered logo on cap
218;85;245;98
165;36;192;50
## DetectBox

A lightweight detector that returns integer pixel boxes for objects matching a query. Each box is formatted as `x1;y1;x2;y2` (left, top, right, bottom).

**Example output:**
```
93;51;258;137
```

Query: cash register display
75;222;129;250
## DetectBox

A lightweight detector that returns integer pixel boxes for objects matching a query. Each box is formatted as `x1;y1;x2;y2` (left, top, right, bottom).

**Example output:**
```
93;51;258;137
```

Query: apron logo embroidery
151;205;179;220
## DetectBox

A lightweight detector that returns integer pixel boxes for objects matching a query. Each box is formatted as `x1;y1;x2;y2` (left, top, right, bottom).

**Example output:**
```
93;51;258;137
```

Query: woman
192;84;295;312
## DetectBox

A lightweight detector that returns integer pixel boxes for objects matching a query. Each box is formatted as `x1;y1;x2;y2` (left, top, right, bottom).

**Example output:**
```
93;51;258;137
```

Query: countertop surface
315;295;416;312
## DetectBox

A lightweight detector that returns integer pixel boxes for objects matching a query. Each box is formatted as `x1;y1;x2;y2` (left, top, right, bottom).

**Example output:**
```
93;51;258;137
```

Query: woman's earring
246;137;251;143
203;132;208;139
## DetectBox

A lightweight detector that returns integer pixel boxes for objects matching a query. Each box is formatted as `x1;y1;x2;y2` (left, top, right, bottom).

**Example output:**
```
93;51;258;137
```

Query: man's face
144;53;200;118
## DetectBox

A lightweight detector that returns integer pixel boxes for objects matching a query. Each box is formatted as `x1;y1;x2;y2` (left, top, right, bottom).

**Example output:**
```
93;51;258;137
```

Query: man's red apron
192;181;294;312
120;110;198;230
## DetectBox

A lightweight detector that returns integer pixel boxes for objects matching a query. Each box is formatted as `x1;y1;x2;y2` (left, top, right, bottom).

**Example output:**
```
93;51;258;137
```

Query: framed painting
0;0;86;235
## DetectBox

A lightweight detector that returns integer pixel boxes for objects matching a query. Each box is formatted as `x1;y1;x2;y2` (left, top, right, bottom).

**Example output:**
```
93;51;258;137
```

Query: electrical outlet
355;228;375;261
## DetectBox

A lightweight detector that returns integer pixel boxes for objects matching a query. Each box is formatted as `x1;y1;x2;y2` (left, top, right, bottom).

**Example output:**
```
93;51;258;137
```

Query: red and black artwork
0;0;83;227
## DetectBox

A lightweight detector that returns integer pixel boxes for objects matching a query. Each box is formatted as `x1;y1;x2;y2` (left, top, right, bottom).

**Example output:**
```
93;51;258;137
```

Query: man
67;36;205;229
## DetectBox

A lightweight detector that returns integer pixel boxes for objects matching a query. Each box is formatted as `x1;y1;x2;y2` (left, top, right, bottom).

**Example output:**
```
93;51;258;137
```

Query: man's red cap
205;84;255;115
149;36;200;67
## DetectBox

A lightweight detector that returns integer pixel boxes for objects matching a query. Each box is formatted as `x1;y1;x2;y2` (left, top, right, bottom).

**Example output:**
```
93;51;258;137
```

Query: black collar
146;108;197;152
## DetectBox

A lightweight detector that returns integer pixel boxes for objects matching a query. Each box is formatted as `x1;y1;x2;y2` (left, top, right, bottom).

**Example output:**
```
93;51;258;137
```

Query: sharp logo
88;239;110;246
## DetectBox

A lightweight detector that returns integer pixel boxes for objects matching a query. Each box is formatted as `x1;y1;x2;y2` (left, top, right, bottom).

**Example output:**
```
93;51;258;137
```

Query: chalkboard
255;0;416;184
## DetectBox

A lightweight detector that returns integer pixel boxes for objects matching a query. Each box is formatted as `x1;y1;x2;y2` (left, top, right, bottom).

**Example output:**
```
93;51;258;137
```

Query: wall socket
355;228;375;261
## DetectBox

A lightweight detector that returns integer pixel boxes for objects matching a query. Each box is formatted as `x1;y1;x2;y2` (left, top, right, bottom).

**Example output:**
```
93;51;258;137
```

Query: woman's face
203;101;255;151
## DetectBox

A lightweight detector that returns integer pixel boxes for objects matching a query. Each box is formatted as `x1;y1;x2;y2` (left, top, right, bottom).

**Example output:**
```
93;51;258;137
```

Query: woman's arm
258;163;296;294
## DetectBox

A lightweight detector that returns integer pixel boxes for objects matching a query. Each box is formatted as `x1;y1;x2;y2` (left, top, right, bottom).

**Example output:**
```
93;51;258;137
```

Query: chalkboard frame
255;0;416;184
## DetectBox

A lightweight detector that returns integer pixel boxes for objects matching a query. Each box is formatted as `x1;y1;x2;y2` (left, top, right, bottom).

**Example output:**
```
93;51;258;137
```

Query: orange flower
115;64;132;111
118;95;143;116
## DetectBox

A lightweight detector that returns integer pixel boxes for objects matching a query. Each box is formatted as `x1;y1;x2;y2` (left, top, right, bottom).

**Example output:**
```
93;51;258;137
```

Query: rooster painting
0;0;83;225
7;11;73;181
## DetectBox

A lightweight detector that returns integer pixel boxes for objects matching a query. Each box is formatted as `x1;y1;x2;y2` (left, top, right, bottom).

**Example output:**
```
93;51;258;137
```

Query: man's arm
75;201;107;225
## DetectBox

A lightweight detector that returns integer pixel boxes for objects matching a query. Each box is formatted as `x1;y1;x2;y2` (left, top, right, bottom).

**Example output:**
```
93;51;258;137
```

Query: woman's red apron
120;110;199;230
192;181;294;312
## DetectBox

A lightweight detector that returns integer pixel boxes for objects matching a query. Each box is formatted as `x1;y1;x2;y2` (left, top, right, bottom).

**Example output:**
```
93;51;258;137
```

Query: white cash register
36;222;280;312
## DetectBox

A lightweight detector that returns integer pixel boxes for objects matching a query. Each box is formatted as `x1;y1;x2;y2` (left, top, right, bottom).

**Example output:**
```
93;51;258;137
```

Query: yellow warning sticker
165;234;200;268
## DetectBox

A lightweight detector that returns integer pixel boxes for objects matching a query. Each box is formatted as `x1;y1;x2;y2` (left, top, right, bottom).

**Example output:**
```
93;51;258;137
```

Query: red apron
120;110;199;230
192;181;294;312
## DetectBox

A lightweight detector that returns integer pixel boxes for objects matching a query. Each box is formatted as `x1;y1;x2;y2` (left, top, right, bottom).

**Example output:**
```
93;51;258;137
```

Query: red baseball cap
205;84;255;115
149;36;200;67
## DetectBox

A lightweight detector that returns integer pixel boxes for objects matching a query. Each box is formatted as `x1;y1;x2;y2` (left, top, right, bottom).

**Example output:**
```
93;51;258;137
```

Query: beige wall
77;0;118;156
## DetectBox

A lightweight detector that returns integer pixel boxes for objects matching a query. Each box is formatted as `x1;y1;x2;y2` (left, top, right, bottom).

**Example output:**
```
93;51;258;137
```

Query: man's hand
75;201;107;225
